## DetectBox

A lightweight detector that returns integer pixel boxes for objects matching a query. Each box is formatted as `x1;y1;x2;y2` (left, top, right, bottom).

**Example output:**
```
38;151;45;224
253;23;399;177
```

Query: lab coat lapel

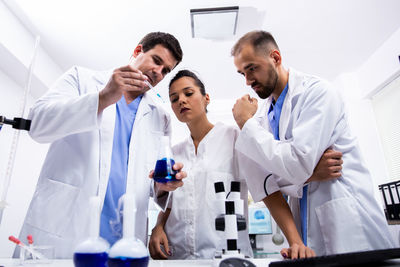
255;98;272;131
125;93;153;195
279;68;302;140
134;93;153;123
279;74;292;140
98;103;116;208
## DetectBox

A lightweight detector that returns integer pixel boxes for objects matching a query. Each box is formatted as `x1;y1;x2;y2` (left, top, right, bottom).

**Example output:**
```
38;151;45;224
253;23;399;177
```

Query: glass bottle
107;194;149;267
73;197;109;267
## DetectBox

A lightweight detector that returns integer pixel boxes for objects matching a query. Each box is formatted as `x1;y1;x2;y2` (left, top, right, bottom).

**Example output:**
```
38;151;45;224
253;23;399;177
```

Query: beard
252;66;278;99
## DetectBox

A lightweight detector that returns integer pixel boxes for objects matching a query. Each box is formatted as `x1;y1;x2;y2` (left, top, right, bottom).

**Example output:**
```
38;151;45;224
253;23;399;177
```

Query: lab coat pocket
315;197;370;254
26;178;80;237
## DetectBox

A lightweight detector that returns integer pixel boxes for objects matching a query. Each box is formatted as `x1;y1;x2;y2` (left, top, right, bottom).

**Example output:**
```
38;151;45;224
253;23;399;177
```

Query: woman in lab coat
148;70;341;260
149;69;253;259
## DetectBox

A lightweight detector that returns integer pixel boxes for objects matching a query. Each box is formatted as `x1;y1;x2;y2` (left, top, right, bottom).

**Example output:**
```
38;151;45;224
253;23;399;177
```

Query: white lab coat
15;66;170;258
236;68;396;255
164;122;252;259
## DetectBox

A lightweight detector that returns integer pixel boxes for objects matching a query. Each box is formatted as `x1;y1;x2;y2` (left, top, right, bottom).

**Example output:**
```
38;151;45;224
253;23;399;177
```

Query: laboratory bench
0;258;278;267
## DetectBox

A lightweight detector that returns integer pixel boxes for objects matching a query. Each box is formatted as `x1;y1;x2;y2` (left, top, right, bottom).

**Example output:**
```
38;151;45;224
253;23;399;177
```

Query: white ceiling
10;0;400;101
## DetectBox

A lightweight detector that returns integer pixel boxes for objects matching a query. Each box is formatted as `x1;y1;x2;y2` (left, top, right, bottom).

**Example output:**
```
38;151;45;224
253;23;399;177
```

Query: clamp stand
0;36;40;225
0;116;31;131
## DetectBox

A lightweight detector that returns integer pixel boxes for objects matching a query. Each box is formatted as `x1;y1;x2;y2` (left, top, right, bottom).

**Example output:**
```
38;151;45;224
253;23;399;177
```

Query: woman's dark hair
168;69;206;96
139;32;183;64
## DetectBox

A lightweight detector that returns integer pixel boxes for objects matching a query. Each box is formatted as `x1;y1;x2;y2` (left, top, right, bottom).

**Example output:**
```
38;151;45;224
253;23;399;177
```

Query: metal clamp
0;115;31;131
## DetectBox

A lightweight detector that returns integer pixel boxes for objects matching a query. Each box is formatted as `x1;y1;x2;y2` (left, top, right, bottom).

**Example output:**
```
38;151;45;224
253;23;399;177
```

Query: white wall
0;2;62;257
0;0;63;97
357;28;400;98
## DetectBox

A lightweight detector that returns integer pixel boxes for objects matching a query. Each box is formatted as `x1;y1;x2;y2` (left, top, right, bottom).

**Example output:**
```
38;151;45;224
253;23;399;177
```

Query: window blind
372;74;400;183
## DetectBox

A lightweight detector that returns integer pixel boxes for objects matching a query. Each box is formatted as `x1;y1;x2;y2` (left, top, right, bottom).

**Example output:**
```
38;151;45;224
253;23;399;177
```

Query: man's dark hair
231;30;279;57
169;69;206;96
139;32;183;64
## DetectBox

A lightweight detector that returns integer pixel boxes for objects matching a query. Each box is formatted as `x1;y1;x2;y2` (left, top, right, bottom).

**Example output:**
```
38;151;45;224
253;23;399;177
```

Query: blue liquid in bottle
73;252;108;267
107;256;149;267
153;158;177;183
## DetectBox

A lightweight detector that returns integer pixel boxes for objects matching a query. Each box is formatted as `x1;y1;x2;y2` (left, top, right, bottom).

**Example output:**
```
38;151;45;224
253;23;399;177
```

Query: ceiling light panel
190;6;239;39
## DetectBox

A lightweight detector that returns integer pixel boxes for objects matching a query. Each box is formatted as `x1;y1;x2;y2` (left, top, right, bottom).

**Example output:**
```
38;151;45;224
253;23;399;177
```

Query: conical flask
107;194;149;267
153;136;177;183
73;196;110;267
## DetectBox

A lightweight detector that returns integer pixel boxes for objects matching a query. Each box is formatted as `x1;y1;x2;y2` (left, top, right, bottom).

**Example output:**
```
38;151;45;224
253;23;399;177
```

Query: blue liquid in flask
73;252;108;267
107;256;149;267
153;158;177;183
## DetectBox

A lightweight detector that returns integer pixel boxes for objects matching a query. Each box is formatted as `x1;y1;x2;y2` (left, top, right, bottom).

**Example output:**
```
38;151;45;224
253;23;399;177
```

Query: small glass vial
153;136;177;183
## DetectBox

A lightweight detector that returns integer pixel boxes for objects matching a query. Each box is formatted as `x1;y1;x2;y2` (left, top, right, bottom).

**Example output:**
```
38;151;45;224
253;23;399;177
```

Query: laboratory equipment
0;116;31;131
9;235;46;260
214;182;226;215
272;225;284;246
73;196;109;267
214;181;247;266
127;57;163;101
153;136;177;183
144;80;164;101
248;207;272;250
219;257;256;267
0;36;40;225
27;235;33;246
20;245;54;264
107;194;149;267
144;80;152;90
26;235;36;260
269;247;400;267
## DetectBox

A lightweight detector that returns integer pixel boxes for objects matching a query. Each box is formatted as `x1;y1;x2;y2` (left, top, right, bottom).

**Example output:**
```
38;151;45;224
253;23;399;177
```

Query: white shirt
164;122;252;259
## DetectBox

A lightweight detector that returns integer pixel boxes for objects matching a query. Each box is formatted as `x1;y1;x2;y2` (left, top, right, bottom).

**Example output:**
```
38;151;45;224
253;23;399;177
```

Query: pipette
128;57;164;101
9;235;46;260
144;80;164;101
27;235;33;245
27;235;36;259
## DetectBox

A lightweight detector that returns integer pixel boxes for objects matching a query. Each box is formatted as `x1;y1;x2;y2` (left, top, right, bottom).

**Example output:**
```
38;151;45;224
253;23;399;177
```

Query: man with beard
231;31;395;256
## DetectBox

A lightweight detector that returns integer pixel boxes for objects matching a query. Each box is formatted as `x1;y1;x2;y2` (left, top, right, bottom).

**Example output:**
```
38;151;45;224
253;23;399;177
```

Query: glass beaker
153;136;177;183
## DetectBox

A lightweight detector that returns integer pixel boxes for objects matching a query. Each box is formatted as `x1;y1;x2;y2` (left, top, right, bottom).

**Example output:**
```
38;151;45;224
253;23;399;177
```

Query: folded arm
235;84;343;186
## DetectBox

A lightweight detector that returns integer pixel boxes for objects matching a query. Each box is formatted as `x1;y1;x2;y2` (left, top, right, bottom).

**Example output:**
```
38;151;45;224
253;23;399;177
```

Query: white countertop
0;258;279;267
